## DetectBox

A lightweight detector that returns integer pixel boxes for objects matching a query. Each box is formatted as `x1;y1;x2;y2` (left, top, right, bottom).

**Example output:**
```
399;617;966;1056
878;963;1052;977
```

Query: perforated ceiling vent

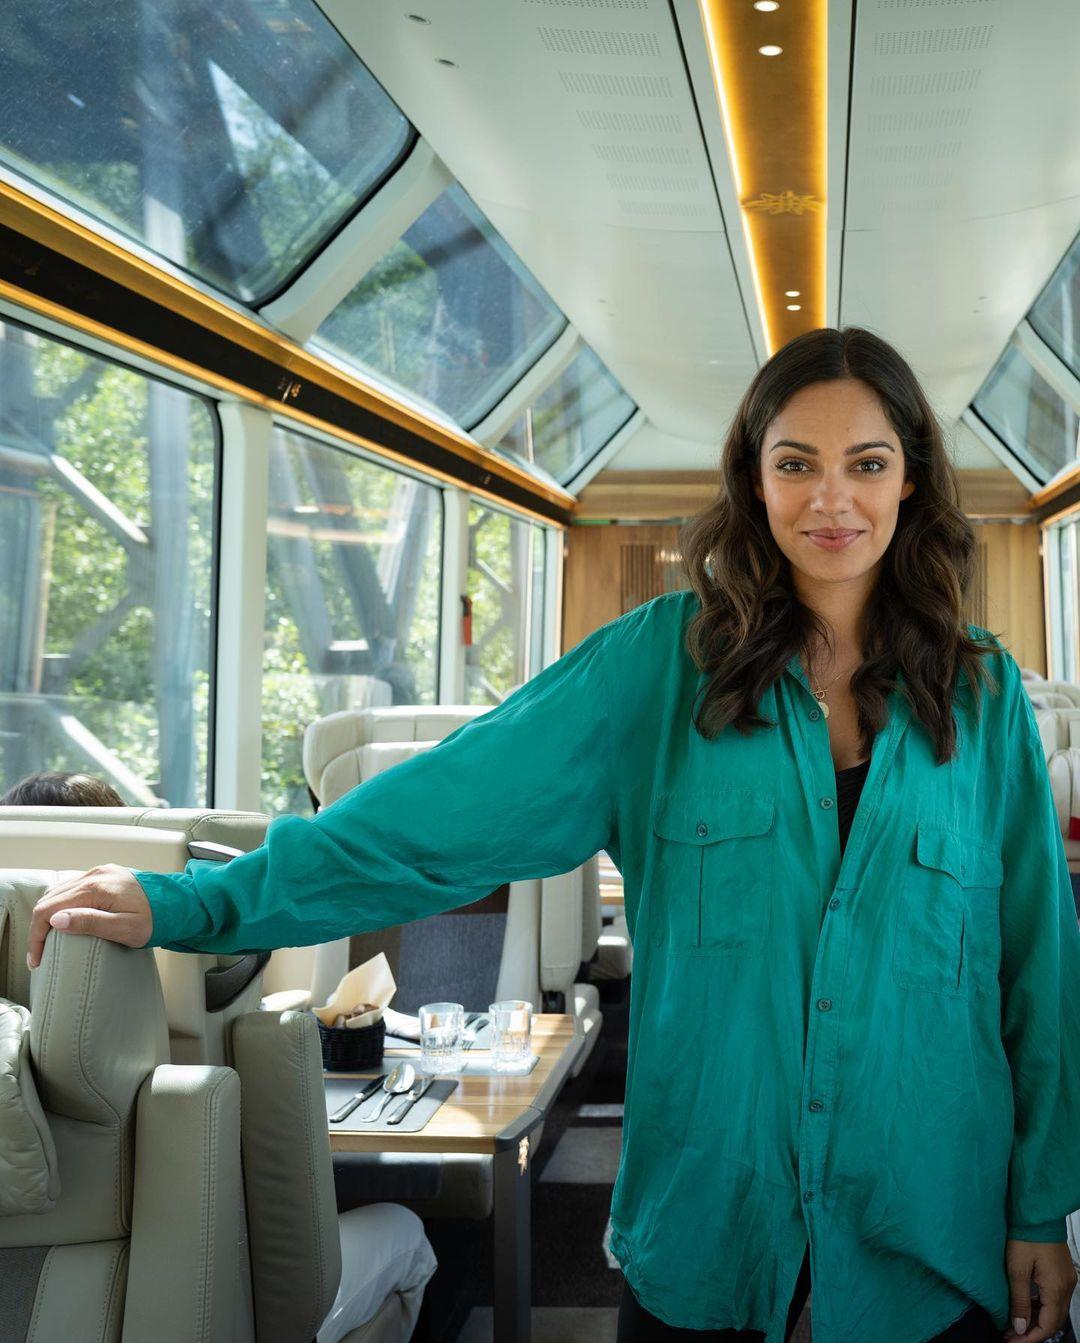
866;106;972;132
876;0;993;7
538;25;661;57
524;0;649;8
869;68;982;96
592;143;695;165
577;109;683;134
558;70;673;97
873;24;994;55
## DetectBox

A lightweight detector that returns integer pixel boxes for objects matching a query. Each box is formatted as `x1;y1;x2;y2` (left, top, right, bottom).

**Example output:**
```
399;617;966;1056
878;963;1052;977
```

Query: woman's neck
793;568;876;669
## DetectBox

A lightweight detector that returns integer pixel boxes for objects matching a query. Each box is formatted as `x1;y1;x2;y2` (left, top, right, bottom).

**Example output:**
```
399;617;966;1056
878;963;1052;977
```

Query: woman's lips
803;530;863;551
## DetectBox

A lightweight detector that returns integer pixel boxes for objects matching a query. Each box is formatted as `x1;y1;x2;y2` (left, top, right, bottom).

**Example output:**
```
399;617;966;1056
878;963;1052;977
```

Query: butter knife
329;1074;387;1123
386;1076;435;1126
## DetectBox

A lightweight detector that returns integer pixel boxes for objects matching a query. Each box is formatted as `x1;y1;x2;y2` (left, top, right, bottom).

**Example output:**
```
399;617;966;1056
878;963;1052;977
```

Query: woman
26;328;1080;1343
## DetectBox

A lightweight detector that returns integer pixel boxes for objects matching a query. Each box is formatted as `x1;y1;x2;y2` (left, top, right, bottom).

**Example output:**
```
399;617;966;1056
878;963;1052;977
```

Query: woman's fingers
27;865;153;969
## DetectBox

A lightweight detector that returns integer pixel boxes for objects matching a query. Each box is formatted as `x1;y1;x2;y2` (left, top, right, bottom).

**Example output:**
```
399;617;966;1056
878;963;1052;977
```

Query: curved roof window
973;344;1079;483
0;0;412;302
495;345;636;485
313;184;567;429
1030;228;1080;380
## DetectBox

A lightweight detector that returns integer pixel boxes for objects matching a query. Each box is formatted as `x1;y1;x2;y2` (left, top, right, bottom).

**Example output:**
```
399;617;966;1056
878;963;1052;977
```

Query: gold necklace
807;659;857;719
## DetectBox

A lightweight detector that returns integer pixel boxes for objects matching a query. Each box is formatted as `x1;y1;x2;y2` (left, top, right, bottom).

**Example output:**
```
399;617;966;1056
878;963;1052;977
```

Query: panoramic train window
1030;229;1080;378
313;184;567;429
0;0;411;303
0;320;215;806
496;345;636;484
465;501;546;705
1051;522;1080;683
262;427;442;815
973;344;1079;483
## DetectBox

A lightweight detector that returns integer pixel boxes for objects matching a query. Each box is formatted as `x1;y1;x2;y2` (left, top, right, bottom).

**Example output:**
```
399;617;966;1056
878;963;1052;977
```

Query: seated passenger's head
0;771;126;807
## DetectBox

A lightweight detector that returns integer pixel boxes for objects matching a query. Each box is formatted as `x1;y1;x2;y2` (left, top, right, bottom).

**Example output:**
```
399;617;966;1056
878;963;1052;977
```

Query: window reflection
465;502;546;705
496;345;636;484
973;345;1079;483
0;0;411;302
0;319;215;805
262;427;442;815
314;185;566;428
1031;228;1080;379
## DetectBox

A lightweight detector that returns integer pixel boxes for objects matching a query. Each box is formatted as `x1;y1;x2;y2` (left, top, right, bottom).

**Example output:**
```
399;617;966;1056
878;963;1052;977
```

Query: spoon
362;1061;416;1122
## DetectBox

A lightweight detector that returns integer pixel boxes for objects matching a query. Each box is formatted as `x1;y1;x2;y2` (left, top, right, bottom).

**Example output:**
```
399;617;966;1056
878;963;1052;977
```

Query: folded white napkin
313;953;396;1029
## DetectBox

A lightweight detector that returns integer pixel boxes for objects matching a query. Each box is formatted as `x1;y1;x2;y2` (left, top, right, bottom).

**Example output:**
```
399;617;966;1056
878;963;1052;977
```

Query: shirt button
809;1100;824;1112
696;822;708;838
829;898;840;910
804;1191;814;1202
817;998;832;1011
820;797;834;810
809;709;821;721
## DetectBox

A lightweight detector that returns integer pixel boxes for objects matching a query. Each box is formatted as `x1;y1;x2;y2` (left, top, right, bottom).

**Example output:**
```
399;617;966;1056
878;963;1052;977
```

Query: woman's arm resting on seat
29;616;621;961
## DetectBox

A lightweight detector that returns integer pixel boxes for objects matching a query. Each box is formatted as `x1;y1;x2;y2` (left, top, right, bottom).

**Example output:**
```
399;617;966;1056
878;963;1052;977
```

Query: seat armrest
122;1064;250;1343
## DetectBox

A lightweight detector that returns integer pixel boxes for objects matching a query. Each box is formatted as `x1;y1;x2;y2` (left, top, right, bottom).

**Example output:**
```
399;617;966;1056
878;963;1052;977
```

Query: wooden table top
326;1013;581;1154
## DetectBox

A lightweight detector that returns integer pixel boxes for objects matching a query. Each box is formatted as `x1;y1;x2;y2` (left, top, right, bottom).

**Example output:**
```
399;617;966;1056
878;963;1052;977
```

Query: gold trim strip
0;179;574;522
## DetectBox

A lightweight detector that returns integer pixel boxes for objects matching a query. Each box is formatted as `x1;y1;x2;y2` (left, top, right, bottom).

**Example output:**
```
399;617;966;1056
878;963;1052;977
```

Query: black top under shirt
835;756;871;854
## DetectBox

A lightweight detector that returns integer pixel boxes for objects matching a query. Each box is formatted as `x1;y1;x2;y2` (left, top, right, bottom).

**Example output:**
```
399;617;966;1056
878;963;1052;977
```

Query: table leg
493;1114;538;1343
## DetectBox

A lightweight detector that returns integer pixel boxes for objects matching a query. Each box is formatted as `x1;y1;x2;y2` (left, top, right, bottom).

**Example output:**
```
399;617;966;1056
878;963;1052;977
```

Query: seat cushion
317;1203;437;1343
0;998;59;1214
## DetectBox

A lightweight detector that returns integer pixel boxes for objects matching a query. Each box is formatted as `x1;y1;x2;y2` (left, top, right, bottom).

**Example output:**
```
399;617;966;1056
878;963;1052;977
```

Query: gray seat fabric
0;825;437;1343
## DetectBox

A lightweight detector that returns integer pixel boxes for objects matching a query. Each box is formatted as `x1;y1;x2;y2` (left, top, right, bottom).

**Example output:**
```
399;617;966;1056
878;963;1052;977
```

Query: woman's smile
802;528;865;551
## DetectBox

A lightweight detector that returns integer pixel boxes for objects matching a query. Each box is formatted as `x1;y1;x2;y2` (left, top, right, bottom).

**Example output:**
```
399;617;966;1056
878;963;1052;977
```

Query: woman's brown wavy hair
679;325;1002;765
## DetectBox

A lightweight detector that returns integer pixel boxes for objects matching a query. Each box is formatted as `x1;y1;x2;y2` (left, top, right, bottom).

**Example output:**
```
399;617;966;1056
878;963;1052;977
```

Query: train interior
1;1;1080;1340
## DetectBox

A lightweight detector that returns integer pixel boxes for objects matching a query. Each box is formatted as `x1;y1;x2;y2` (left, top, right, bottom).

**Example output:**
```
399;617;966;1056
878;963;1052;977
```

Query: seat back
302;705;587;1013
0;861;261;1342
0;812;270;1066
230;1010;342;1343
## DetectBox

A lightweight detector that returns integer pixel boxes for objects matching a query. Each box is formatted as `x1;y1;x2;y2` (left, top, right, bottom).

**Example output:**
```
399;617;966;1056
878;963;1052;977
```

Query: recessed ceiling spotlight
786;303;801;311
754;1;780;10
785;289;800;297
436;57;457;66
758;44;783;56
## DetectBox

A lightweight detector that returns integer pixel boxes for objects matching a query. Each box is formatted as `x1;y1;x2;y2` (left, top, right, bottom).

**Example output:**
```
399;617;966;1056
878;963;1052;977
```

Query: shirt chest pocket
892;821;1004;997
650;789;776;957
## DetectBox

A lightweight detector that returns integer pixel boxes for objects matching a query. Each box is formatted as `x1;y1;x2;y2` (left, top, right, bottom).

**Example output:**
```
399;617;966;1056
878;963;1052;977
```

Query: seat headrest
0;807;269;854
303;705;486;806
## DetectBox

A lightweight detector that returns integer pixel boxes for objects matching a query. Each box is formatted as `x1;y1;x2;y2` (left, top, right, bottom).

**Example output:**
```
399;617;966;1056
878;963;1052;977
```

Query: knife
385;1077;435;1126
329;1075;387;1123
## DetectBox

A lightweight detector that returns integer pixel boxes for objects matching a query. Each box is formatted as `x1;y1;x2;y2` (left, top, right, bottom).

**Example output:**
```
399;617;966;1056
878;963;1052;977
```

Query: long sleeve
998;654;1080;1243
136;617;618;954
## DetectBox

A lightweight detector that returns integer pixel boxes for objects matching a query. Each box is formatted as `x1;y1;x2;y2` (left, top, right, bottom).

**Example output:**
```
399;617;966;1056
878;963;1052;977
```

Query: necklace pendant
821;701;830;719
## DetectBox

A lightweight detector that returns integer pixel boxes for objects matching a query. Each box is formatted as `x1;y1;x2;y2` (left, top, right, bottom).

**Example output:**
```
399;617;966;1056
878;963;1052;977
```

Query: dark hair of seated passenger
0;771;126;807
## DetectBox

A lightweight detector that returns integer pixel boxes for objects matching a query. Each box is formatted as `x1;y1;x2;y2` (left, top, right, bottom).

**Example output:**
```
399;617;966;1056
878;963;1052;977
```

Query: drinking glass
419;1001;464;1074
488;999;533;1073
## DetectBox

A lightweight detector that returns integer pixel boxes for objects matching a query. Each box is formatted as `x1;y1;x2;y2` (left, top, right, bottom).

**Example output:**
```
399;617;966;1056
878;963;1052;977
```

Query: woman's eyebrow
768;439;896;455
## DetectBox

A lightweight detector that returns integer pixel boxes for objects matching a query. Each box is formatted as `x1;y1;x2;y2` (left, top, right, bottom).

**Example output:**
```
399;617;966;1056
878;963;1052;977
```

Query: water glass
419;1001;464;1074
488;999;533;1073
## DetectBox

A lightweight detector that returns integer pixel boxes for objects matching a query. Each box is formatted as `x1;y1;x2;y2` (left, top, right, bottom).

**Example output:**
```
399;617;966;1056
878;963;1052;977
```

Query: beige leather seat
0;809;270;1067
301;705;607;1220
0;841;436;1342
302;706;605;1073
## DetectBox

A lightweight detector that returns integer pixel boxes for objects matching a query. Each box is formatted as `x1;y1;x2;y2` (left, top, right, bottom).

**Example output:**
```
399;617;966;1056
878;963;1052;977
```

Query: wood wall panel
563;515;1046;674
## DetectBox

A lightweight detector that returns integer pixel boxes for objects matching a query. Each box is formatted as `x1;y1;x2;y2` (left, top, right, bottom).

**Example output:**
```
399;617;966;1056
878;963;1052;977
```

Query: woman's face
752;377;915;594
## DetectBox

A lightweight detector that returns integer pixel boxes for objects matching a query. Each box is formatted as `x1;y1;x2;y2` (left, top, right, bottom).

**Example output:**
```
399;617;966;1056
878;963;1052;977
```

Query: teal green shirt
136;589;1080;1343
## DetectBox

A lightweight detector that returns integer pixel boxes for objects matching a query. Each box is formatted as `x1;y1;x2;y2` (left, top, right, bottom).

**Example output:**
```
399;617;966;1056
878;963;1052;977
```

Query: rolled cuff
1006;1219;1068;1243
132;868;210;950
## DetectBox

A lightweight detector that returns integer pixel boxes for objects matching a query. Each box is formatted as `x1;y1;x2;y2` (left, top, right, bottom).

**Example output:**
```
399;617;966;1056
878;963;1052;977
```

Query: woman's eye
775;458;887;474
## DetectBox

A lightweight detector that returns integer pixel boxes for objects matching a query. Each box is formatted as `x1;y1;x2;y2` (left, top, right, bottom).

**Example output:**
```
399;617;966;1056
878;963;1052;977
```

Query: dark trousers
616;1246;1002;1342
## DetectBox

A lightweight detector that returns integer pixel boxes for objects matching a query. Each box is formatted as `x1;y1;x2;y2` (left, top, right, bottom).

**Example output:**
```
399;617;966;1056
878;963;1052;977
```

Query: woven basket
316;1014;386;1072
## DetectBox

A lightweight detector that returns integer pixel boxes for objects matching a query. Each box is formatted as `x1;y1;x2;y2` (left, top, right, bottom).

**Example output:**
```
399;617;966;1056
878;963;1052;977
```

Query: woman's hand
1002;1239;1077;1341
26;864;153;970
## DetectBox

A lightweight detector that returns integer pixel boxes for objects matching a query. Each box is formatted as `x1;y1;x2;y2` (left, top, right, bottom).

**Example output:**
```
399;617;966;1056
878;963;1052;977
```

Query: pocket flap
915;823;1003;887
652;790;775;845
